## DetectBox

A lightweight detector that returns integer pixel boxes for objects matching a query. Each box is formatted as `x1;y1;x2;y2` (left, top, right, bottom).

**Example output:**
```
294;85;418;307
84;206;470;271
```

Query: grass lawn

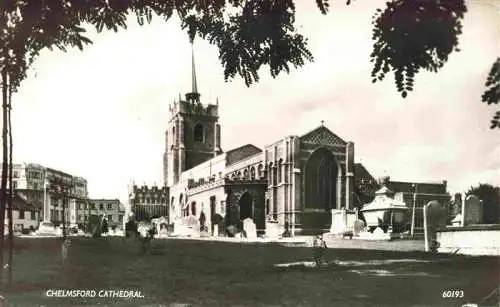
0;237;498;306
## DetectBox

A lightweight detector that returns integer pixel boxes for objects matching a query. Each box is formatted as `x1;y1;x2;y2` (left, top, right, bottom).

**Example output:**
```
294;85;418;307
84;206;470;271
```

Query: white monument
330;208;357;235
243;218;257;239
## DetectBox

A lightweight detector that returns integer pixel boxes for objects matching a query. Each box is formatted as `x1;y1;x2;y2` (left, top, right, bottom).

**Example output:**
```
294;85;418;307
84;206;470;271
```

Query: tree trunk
0;69;8;285
7;74;14;283
62;196;66;239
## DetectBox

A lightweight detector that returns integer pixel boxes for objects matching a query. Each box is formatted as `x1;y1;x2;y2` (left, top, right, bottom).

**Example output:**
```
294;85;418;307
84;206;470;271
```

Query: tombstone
243;218;257;239
353;219;366;236
451;193;463;218
330;209;357;234
226;225;238;237
185;215;200;237
451;214;463;227
463;195;483;226
424;200;448;251
213;224;219;237
266;222;281;239
373;227;385;238
158;225;169;238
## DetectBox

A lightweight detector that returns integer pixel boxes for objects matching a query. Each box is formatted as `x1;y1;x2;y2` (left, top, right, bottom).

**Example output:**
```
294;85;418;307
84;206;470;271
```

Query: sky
8;0;500;203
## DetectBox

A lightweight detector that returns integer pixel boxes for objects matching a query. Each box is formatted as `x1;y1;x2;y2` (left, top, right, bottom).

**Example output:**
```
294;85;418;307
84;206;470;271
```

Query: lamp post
410;183;418;236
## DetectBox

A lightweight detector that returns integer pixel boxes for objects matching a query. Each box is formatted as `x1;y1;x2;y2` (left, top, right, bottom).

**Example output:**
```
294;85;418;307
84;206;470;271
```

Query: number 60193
442;290;464;298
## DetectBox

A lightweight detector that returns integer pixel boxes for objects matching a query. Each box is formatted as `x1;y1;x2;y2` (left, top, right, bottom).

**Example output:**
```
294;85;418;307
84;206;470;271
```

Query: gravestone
424;200;448;251
158;226;169;238
185;215;201;237
451;193;463;218
463;195;483;226
330;209;357;234
353;219;366;236
373;227;385;237
243;218;257;239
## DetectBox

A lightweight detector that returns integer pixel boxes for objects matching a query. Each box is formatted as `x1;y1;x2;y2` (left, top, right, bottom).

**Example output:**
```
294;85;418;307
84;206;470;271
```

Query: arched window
191;201;197;216
172;126;176;138
243;169;249;180
278;159;283;183
268;163;273;186
194;123;204;143
250;167;256;180
258;164;263;178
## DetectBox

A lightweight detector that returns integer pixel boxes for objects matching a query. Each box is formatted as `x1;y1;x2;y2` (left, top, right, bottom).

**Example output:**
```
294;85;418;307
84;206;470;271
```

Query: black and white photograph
0;0;499;306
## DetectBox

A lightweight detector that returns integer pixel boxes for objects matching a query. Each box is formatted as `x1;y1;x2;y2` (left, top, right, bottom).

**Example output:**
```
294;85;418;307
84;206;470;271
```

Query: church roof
300;125;347;146
386;181;448;195
354;163;379;186
226;144;262;166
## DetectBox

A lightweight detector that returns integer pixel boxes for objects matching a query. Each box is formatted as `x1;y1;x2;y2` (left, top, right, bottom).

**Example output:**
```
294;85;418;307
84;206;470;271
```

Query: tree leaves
1;0;316;90
316;0;329;14
370;0;467;99
481;58;500;129
0;0;498;129
182;0;313;86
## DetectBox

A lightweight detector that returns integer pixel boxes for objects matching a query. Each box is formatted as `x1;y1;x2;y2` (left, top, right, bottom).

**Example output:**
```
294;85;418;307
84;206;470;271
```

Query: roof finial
320;120;324;126
191;41;198;94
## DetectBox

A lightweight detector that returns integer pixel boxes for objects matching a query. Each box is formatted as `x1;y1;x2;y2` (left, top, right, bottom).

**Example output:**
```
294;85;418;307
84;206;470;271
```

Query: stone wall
437;225;500;256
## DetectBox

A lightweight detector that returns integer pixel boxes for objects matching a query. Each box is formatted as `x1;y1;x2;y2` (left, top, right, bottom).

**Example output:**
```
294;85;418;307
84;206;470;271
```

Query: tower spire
185;40;201;103
191;41;198;94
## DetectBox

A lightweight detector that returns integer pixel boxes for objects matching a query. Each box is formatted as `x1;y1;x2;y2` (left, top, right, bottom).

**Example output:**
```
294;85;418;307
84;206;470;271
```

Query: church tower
163;43;223;187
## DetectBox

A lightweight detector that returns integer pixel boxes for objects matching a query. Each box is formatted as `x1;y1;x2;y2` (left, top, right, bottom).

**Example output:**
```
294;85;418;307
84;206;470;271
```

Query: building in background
3;194;41;234
353;163;380;208
385;177;450;235
81;199;126;230
2;163;89;229
128;185;169;222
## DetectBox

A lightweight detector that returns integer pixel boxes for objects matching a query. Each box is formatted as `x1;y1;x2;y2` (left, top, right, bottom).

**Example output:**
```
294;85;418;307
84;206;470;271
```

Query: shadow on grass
0;237;497;307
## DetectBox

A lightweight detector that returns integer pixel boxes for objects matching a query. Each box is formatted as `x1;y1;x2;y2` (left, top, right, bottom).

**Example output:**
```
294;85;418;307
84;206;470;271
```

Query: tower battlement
169;99;219;118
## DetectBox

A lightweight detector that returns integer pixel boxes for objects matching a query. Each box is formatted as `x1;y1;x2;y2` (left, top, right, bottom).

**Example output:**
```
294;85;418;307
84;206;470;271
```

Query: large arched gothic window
194;123;204;143
305;148;338;211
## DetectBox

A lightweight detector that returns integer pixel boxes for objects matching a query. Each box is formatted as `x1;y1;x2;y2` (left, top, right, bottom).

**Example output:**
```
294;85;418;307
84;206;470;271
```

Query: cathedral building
158;46;451;237
163;47;357;236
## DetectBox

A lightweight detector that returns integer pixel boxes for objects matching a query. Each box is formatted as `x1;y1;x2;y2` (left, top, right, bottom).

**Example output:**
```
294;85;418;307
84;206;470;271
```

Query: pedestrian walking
313;234;327;267
61;238;71;265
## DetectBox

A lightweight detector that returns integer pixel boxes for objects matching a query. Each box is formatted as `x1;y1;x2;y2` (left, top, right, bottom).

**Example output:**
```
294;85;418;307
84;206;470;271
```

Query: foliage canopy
0;0;498;124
